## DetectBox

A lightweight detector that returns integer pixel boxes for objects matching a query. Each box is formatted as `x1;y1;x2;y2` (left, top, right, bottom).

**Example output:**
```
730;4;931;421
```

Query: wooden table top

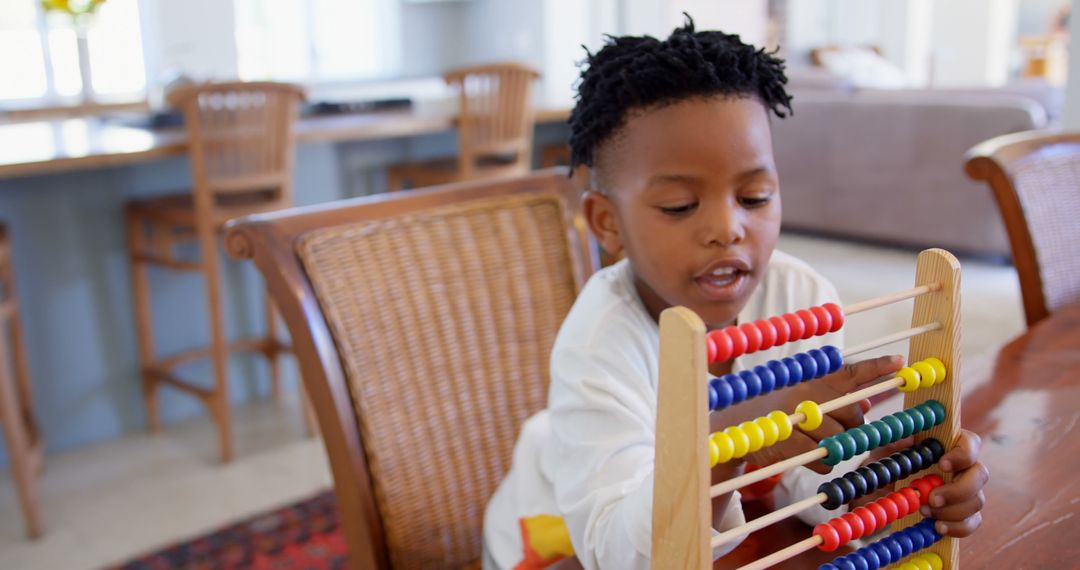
718;303;1080;568
0;102;572;179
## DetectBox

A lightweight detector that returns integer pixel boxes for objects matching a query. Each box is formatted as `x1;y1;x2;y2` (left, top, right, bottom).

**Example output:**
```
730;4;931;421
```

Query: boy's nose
702;206;746;247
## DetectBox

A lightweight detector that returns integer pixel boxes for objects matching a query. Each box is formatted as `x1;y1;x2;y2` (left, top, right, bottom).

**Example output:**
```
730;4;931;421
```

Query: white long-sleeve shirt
483;251;891;570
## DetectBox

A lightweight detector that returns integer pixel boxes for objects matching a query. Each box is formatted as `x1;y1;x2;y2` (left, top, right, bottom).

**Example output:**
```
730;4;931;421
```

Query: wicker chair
386;62;540;192
224;169;596;569
965;130;1080;327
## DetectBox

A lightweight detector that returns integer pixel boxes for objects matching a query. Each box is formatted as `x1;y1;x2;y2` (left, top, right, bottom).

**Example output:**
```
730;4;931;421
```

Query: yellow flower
40;0;107;16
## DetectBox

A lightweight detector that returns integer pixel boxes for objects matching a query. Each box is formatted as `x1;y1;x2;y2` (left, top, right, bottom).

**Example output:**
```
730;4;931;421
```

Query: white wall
929;0;1019;87
621;0;767;45
1064;0;1080;128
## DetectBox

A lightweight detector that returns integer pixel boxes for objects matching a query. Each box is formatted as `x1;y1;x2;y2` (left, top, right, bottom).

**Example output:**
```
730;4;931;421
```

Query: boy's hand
920;430;989;537
742;355;904;473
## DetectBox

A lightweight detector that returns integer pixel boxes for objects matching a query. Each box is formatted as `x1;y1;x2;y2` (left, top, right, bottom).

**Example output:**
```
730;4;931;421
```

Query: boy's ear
581;190;624;257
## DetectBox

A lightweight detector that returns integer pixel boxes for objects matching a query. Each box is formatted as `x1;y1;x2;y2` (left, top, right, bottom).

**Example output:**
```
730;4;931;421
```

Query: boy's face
584;96;781;328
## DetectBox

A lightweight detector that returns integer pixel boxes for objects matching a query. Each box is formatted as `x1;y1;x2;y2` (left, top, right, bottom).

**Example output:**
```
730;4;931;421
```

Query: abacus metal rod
843;283;940;316
734;535;821;570
841;322;942;359
711;493;826;550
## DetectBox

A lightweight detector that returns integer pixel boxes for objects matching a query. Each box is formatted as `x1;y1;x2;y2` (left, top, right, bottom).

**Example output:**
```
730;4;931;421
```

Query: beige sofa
773;69;1050;257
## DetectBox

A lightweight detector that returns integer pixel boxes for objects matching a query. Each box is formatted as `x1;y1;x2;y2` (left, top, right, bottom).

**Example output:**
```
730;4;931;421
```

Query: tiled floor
0;234;1025;570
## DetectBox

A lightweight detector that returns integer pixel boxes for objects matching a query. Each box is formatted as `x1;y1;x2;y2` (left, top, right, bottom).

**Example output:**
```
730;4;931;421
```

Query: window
0;0;146;105
233;0;401;82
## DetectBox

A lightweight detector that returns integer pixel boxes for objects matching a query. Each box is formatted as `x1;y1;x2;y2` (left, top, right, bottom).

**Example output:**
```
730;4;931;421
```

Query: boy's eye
658;202;698;215
739;195;772;208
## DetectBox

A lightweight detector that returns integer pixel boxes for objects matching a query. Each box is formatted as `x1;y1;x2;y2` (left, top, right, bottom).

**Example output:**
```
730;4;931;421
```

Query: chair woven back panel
297;193;579;568
1012;144;1080;313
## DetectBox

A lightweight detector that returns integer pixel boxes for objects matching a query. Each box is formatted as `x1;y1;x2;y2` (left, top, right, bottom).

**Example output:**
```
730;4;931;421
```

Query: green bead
835;432;858;460
926;400;947;425
909;406;925;432
850;426;870;455
859;424;881;450
882;416;904;443
914;404;936;429
820;438;845;466
871;420;893;445
896;410;916;438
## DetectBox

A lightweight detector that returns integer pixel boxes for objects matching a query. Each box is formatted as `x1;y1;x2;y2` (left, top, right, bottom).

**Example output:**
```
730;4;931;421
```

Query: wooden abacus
652;249;962;570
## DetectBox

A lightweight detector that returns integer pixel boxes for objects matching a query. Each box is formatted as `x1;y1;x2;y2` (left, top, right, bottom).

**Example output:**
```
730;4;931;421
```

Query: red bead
842;512;865;540
900;487;921;513
810;305;832;336
829;517;853;545
888;492;912;517
726;326;747;359
797;309;818;339
814;523;841;552
926;474;945;488
879;496;900;523
706;335;717;363
854;506;878;535
783;313;805;341
755;319;777;350
769;315;790;345
740;322;762;353
866;502;888;530
911;478;934;503
824;302;845;332
708;330;733;362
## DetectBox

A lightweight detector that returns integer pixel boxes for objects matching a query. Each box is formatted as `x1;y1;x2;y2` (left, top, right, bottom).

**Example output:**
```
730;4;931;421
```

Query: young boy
483;20;988;570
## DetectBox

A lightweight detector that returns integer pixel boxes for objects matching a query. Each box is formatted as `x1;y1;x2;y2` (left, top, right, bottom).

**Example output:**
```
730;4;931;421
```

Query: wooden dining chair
386;62;541;192
223;169;596;569
125;82;306;462
965;130;1080;327
0;224;44;539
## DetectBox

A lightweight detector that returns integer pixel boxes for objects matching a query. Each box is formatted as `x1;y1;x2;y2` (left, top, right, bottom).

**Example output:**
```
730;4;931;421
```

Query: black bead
917;443;937;468
880;457;902;483
844;471;868;498
857;466;879;495
924;438;946;461
868;462;891;487
820;481;845;510
893;451;913;478
902;448;924;471
836;476;857;504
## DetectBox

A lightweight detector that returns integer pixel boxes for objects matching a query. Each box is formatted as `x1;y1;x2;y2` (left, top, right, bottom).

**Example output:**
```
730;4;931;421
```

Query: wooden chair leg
199;231;233;463
125;212;160;432
264;290;282;401
386;166;404;193
300;383;319;438
0;316;44;539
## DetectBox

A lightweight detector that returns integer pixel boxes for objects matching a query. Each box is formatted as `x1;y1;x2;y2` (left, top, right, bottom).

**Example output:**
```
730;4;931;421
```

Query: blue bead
754;364;776;394
844;553;869;570
711;378;733;409
768;359;791;388
708;385;719;410
809;349;831;378
870;542;893;565
893;532;914;556
795;352;818;381
823;345;844;373
883;537;904;562
728;375;748;403
783;356;804;384
905;527;925;551
834;557;859;570
740;370;762;398
859;547;881;570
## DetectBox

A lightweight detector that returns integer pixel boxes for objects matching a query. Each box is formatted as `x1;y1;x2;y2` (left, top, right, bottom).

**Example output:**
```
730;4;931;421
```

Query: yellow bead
909;556;932;570
912;360;937;387
922;552;944;570
740;421;766;453
769;410;793;441
756;415;779;447
709;439;720;467
898;562;920;570
897;367;921;392
924;357;947;384
725;426;751;458
796;400;823;431
711;432;735;464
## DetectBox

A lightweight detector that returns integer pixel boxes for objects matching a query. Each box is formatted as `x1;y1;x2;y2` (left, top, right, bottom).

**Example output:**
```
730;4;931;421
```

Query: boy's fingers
939;431;982;473
824;402;865;431
919;491;986;522
935;512;983;538
830;355;904;393
927;463;990;508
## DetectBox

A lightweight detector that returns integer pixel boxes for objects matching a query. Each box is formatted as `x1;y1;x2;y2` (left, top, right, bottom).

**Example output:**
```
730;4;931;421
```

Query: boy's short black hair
568;16;793;170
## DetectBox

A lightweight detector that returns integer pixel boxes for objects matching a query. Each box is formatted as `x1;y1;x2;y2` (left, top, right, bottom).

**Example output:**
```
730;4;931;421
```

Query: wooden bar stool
125;82;305;463
0;224;44;538
386;62;540;191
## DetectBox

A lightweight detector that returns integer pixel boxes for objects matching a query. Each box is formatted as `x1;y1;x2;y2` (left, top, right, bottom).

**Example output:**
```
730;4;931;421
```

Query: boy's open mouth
694;260;751;301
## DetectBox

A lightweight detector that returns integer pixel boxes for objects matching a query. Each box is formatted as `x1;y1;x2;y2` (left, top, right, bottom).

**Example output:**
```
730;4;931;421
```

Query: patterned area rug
106;491;347;570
